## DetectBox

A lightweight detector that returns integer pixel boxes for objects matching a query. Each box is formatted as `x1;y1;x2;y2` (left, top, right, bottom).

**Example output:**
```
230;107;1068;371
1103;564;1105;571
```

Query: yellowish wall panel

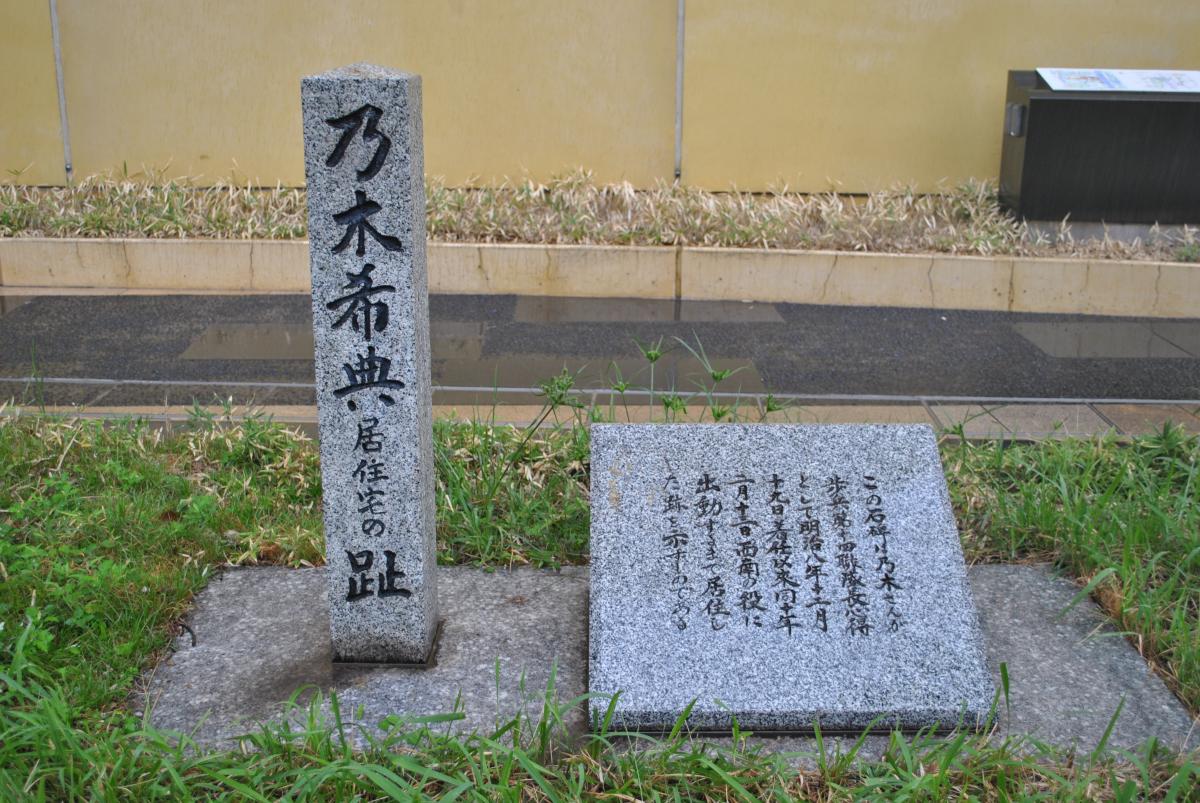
0;1;65;184
12;1;1200;190
683;1;1200;191
56;0;676;186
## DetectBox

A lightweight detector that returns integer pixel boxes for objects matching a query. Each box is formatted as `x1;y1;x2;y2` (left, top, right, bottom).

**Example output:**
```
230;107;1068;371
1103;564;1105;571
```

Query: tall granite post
302;64;437;664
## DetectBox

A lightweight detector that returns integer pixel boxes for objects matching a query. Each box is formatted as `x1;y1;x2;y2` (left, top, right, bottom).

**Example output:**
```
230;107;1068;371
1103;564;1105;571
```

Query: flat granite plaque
589;423;995;732
302;64;437;664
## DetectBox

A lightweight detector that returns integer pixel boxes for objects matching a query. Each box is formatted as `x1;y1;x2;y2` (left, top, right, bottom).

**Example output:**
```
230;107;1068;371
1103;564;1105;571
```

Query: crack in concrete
66;239;83;284
248;242;257;290
926;258;936;307
674;245;683;301
819;255;838;302
120;240;132;285
543;247;554;293
474;246;486;290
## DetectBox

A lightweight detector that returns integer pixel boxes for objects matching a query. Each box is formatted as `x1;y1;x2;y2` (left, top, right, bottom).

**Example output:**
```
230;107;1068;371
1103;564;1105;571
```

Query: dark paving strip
0;378;113;407
0;295;1197;401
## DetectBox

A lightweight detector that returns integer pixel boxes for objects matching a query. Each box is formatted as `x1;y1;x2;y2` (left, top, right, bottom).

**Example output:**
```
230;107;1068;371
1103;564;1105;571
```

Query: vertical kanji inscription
660;467;906;639
303;64;436;664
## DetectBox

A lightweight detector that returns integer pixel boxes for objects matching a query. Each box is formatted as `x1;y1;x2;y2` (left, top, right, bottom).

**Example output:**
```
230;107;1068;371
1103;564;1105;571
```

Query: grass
3;169;1198;260
0;171;306;240
436;414;589;567
0;401;1197;798
1176;242;1200;263
0;414;322;713
946;425;1200;714
3;648;1193;800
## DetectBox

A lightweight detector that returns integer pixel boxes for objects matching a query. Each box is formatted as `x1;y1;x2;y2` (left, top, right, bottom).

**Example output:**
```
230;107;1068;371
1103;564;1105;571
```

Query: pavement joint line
3;376;1200;407
1088;403;1121;432
1149;326;1195;356
86;385;114;406
918;398;940;427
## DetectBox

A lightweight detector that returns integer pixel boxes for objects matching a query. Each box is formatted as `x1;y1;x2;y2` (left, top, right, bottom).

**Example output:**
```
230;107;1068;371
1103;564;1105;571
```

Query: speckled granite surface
589;424;993;732
302;65;437;662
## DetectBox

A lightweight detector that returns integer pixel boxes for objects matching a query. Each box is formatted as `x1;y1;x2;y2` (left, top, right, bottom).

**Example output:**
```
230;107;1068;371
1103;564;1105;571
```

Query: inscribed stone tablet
302;65;437;664
589;423;994;732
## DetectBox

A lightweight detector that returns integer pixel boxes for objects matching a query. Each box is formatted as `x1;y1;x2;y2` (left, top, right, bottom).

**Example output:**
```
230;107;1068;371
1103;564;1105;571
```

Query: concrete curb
0;238;1196;317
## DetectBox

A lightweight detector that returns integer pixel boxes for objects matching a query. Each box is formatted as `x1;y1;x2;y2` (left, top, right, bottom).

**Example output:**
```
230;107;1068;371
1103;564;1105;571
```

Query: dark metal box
999;70;1200;224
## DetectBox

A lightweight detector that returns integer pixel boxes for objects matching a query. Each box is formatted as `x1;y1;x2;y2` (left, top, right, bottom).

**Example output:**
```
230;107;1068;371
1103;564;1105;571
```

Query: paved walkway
1;288;1198;437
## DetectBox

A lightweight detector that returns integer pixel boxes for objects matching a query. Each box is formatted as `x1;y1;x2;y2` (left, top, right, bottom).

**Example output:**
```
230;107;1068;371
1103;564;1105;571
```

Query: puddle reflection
182;324;315;360
181;317;766;392
1014;322;1195;359
514;296;783;323
0;296;34;318
157;297;1199;401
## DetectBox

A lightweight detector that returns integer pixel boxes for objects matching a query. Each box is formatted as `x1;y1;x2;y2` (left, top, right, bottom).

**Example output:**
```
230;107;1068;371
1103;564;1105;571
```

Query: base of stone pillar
332;619;445;669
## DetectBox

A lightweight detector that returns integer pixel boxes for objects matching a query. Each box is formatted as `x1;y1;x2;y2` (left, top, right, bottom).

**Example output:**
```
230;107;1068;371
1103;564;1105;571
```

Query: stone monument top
589;423;995;732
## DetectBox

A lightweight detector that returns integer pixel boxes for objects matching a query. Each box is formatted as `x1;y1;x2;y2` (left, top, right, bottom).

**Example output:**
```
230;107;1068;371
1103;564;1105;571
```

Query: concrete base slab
970;565;1196;752
140;565;1196;755
140;567;588;747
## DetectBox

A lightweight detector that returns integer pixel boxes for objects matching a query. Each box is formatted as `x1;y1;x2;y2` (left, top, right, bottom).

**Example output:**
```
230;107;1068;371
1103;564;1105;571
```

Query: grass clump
436;416;589;567
1175;242;1200;263
5;168;1199;260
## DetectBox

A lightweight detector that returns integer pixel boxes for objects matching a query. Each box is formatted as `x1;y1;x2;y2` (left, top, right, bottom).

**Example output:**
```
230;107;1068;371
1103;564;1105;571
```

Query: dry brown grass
0;171;307;239
2;169;1197;260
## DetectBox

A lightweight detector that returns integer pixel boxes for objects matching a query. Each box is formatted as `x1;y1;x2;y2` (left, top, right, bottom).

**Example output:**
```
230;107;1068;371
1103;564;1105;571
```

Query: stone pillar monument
302;64;437;664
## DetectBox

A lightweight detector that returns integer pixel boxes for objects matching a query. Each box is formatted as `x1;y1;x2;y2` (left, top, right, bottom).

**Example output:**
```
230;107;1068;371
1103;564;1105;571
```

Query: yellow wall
50;0;676;186
3;1;1199;190
683;0;1200;190
0;1;65;184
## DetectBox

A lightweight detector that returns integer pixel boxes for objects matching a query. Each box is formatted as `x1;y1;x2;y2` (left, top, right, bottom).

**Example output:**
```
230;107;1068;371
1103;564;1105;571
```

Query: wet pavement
0;293;1198;408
